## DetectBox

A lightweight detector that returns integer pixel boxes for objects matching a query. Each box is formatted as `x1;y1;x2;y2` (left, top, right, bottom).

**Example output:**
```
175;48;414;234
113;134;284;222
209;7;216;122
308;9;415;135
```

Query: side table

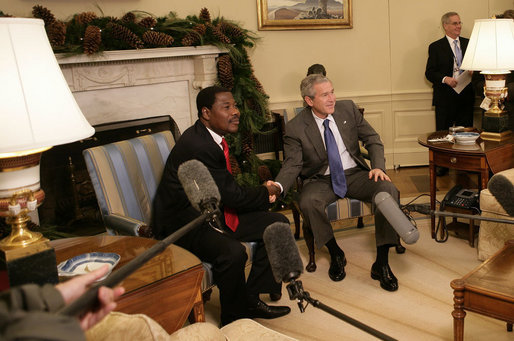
418;131;514;239
450;240;514;341
51;235;205;334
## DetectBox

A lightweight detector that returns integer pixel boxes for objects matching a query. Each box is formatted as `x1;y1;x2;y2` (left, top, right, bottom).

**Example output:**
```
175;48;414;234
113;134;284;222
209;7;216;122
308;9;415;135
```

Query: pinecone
199;8;211;23
241;132;254;158
217;54;234;90
229;155;242;175
220;22;244;40
76;11;97;25
139;16;157;29
142;31;174;47
121;12;136;24
207;23;230;44
250;73;267;96
181;24;206;46
32;5;55;26
83;25;102;55
46;21;66;47
106;22;144;49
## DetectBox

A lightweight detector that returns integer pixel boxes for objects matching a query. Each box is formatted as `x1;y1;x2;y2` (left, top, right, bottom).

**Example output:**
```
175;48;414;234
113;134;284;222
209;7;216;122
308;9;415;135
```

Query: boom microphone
178;159;222;229
263;222;304;283
374;192;419;244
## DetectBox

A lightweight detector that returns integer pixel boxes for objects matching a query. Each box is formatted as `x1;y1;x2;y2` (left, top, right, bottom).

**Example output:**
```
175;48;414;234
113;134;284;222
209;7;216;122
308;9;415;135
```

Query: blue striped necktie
323;119;347;198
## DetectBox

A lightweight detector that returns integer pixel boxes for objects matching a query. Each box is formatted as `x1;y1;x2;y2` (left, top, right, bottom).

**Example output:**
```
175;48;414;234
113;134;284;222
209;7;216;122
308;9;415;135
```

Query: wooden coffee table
450;240;514;341
51;235;205;334
418;132;514;239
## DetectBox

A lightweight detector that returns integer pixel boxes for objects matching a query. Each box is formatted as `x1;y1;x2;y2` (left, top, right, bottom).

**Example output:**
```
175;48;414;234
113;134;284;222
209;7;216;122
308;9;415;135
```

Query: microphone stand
405;205;514;225
57;210;218;316
286;279;397;341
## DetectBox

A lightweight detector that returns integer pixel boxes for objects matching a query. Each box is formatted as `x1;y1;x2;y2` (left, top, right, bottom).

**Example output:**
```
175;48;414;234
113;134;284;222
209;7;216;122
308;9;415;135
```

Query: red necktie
221;138;239;232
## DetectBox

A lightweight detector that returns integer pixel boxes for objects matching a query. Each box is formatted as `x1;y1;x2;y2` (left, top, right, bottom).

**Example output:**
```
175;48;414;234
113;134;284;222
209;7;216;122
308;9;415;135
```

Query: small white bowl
454;132;479;145
58;252;120;281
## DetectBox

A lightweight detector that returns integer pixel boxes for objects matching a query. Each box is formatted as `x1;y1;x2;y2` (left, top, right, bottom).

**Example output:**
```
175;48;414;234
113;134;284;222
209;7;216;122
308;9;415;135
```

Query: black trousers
176;210;288;325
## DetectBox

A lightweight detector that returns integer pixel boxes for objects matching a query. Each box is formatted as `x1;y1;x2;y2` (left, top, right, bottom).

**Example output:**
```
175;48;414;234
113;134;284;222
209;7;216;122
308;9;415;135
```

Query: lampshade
461;18;514;73
0;18;94;156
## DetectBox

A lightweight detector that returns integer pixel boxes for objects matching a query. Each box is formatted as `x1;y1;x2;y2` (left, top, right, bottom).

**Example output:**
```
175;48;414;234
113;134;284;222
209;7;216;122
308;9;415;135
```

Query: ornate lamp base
0;239;58;289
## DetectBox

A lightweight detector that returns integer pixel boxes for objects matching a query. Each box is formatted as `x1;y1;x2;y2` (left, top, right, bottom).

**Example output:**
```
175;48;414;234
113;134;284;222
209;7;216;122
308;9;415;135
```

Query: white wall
4;0;513;167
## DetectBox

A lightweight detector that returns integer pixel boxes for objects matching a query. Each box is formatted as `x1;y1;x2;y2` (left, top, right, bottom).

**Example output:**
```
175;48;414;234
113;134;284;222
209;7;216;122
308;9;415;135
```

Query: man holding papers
425;11;475;176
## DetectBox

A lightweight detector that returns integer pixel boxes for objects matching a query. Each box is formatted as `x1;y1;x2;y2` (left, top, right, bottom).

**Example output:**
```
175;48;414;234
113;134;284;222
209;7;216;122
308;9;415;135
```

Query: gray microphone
177;159;223;229
374;192;419;244
263;222;304;283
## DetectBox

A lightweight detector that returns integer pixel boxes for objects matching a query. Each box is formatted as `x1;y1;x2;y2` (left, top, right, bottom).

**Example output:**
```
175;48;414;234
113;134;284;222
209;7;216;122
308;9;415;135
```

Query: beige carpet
203;219;512;341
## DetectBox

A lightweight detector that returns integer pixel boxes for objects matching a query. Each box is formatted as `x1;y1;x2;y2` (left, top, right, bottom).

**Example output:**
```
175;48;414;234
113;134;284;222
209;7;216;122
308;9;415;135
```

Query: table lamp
461;18;514;141
0;18;94;287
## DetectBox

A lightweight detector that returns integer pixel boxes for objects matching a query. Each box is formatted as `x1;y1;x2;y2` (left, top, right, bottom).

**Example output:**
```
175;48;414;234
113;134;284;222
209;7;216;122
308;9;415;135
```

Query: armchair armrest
103;214;154;238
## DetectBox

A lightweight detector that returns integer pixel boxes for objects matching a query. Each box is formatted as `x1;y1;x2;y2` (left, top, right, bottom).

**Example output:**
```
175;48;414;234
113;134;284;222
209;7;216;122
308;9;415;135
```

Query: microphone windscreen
374;192;419;244
263;222;304;283
178;160;220;212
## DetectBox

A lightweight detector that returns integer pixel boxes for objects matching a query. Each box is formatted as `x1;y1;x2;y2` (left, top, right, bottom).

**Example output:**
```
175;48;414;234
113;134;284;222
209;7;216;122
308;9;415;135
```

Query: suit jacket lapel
301;109;326;160
332;110;350;151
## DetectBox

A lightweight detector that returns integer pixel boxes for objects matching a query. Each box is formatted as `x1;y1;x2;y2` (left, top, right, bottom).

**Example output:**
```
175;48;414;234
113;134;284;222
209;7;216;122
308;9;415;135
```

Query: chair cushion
83;131;175;228
478;188;514;260
327;198;372;222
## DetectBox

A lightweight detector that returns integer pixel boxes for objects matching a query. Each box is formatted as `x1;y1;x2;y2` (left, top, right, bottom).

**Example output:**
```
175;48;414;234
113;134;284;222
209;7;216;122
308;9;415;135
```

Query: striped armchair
83;130;256;294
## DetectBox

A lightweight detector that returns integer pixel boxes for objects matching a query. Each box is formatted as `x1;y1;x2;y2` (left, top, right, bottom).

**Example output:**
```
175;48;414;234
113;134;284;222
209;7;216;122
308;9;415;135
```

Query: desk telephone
441;185;479;210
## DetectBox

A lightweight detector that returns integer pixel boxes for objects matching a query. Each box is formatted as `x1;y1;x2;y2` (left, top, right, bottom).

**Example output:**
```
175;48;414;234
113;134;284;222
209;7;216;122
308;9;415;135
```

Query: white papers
453;71;471;94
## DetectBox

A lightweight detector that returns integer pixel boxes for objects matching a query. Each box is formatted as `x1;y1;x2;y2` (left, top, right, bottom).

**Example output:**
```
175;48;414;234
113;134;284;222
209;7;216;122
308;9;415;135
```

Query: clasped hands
264;180;281;203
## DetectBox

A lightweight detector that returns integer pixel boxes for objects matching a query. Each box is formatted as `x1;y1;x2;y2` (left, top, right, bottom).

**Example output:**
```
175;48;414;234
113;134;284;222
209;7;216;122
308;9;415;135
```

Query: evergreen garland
0;6;275;187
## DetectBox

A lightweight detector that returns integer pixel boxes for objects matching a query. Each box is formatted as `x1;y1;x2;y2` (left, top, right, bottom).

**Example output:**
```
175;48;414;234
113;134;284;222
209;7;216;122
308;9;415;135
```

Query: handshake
265;180;282;203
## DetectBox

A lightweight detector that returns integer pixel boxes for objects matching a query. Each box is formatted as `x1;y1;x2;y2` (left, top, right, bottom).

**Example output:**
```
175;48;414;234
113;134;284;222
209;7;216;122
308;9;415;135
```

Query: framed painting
257;0;352;30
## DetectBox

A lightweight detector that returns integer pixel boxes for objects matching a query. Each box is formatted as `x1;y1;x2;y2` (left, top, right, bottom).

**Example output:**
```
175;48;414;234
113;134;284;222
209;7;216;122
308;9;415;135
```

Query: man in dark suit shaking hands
152;86;290;326
425;12;475;175
273;74;401;292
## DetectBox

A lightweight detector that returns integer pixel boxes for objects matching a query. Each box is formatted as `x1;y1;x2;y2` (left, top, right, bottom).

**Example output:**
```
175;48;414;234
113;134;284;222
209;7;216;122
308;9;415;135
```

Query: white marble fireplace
57;46;225;133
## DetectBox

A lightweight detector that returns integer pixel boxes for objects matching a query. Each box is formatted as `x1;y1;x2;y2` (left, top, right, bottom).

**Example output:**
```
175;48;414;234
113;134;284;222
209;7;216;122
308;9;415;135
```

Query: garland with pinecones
1;6;277;187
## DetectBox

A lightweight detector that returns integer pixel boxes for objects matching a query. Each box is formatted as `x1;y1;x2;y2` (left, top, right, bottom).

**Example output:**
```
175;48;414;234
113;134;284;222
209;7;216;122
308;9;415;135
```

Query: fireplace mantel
57;46;225;133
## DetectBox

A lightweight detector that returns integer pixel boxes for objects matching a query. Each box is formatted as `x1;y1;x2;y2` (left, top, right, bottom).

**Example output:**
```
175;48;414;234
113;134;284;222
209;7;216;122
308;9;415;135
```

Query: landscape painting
257;0;352;30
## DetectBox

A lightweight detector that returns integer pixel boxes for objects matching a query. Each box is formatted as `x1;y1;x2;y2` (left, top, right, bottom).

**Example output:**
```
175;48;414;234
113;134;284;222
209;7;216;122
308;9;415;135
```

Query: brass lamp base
0;239;58;289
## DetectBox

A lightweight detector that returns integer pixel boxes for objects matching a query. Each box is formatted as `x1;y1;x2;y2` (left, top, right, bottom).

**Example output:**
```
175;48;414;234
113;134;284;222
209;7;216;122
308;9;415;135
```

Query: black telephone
441;184;480;210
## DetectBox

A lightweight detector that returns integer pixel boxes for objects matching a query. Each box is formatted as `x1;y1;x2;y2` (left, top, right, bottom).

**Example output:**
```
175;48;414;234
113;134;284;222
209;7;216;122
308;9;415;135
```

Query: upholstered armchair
83;130;256;295
477;168;514;261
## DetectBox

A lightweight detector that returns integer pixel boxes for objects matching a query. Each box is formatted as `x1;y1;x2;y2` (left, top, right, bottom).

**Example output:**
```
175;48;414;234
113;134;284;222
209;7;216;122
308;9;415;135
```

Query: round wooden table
52;235;205;333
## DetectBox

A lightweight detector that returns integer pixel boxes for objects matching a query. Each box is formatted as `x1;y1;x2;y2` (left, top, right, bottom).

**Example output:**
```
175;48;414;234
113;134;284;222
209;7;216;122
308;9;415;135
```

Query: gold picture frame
257;0;352;31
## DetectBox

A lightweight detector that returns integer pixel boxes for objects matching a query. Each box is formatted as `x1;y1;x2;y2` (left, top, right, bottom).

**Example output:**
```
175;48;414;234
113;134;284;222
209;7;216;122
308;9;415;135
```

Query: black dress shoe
248;299;291;319
269;293;282;301
436;166;448;177
395;243;406;254
328;253;347;281
371;262;398;292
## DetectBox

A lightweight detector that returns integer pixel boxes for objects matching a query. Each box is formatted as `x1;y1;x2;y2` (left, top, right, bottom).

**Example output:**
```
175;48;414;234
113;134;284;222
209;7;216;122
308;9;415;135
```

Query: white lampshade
461;18;514;73
0;18;94;156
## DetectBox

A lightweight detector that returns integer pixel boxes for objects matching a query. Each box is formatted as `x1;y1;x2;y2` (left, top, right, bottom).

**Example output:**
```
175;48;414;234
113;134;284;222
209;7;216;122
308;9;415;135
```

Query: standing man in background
425;11;474;176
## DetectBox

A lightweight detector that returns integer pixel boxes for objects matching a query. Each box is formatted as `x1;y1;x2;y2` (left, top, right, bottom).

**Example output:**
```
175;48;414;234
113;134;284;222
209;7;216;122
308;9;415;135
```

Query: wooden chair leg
292;205;301;240
302;222;317;272
357;216;364;228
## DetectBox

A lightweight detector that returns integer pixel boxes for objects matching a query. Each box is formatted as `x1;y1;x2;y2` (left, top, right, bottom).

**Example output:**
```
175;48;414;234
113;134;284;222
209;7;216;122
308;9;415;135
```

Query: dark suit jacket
275;100;384;194
152;120;270;239
425;36;473;106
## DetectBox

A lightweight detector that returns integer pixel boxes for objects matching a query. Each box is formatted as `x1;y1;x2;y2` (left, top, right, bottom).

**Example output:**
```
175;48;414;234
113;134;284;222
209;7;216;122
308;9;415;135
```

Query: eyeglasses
448;21;463;26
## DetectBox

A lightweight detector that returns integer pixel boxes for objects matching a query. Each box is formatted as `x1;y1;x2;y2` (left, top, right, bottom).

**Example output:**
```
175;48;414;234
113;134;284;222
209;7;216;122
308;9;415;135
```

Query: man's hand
265;180;281;197
368;168;391;182
444;76;458;88
56;265;125;331
265;180;281;203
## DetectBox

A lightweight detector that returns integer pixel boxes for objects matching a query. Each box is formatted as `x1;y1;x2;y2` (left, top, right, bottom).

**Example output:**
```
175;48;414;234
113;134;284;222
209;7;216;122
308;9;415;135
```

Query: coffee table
418;131;514;239
450;240;514;341
51;235;205;334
